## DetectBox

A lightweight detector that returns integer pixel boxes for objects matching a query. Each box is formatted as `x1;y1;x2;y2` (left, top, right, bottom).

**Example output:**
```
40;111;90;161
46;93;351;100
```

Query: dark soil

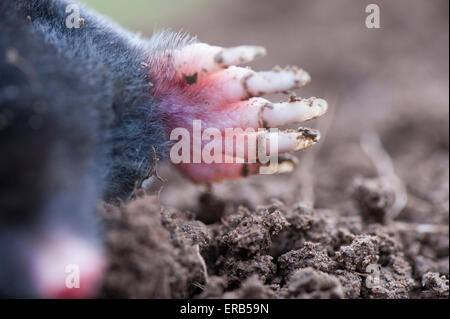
100;0;449;299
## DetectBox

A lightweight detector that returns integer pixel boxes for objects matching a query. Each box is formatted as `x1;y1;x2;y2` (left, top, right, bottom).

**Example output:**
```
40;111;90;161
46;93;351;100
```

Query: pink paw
151;42;328;183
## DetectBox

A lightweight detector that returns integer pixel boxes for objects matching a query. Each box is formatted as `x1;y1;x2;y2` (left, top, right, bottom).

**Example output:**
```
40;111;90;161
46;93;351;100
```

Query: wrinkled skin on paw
150;43;328;182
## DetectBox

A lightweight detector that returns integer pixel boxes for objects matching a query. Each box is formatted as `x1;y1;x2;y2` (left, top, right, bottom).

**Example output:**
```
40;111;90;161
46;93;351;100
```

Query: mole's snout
32;234;104;299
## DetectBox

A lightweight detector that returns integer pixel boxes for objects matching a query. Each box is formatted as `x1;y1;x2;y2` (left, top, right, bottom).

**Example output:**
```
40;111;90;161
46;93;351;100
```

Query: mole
0;0;327;297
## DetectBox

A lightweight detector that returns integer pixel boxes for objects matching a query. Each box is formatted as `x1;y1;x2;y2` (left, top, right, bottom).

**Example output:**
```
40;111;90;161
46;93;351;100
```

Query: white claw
265;127;320;154
262;97;328;127
214;66;312;100
220;127;319;161
238;97;328;129
245;67;311;96
273;159;297;174
174;43;266;78
261;154;299;174
215;45;266;68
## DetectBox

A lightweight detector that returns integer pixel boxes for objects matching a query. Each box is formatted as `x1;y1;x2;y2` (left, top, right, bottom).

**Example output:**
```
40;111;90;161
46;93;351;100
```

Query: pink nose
42;262;104;299
32;235;104;299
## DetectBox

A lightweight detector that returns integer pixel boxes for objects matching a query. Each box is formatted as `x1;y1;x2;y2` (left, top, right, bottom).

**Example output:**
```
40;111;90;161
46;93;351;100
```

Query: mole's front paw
152;42;328;183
